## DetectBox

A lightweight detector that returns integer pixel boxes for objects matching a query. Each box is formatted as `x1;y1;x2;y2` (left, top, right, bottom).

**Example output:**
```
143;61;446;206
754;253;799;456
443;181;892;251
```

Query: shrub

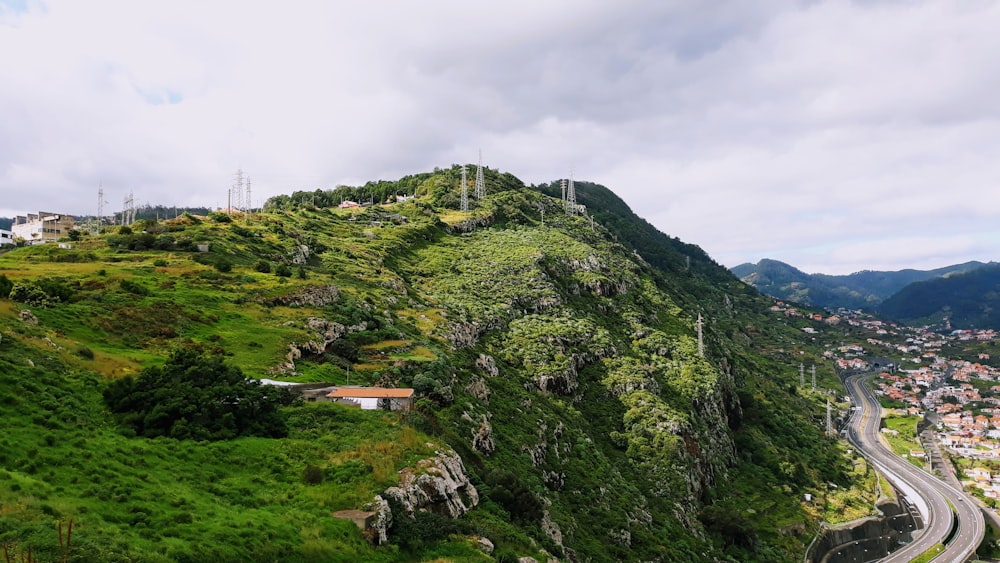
9;281;53;307
254;260;272;274
214;259;233;273
119;279;151;296
0;274;12;298
275;264;292;277
76;345;95;360
153;259;169;267
302;465;324;485
297;266;307;279
209;212;232;223
119;226;133;235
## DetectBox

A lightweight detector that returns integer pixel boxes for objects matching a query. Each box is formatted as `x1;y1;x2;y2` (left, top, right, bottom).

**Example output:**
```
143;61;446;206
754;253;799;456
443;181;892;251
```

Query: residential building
326;387;415;411
0;229;13;246
11;211;75;244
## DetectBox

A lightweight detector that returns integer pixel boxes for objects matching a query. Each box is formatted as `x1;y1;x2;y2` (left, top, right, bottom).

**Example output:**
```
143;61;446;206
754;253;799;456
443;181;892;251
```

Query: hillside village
776;301;1000;510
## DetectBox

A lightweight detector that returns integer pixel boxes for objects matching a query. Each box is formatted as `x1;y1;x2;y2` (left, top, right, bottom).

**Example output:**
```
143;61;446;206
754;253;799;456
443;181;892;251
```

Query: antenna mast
460;165;469;212
474;150;485;200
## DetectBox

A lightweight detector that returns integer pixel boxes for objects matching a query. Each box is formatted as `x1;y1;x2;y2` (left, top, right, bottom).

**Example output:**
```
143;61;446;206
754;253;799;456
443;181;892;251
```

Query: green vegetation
0;170;872;561
881;415;924;466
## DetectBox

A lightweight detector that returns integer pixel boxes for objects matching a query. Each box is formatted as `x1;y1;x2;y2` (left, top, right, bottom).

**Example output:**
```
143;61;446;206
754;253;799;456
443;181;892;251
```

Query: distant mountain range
732;258;991;313
879;263;1000;329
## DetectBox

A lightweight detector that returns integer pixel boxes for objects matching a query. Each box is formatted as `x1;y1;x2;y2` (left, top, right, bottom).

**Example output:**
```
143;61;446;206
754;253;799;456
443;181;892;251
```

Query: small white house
0;229;13;246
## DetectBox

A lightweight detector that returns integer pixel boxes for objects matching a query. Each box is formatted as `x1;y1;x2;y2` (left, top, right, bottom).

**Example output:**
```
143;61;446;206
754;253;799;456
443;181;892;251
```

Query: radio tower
474;150;485;200
460;165;469;212
565;168;577;215
826;399;834;436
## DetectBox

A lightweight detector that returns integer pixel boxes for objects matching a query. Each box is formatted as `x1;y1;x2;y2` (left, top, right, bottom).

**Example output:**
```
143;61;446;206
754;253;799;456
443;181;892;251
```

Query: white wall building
11;212;75;244
0;229;13;246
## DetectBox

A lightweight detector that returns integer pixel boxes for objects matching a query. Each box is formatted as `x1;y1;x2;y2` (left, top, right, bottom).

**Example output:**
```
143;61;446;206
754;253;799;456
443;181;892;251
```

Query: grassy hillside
0;170;871;562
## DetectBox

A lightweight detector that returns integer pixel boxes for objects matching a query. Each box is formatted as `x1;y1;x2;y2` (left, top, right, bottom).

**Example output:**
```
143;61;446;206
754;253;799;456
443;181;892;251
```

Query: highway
842;373;984;562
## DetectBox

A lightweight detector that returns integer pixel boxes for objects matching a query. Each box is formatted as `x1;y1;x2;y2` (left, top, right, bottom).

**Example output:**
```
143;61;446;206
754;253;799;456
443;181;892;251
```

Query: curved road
843;373;984;562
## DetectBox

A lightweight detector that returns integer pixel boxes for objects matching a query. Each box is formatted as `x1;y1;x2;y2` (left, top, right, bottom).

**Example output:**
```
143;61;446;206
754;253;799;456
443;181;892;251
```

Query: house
11;211;75;244
0;229;13;246
326;387;415;411
338;200;360;209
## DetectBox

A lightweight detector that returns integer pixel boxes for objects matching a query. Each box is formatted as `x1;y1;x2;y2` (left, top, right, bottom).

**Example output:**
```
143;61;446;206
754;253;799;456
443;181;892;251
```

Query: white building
11;212;75;244
0;229;13;246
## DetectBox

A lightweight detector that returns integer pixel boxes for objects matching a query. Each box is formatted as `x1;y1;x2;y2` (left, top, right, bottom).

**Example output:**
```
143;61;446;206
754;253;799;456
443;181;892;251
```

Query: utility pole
460;165;469;212
697;314;705;358
826;398;834;437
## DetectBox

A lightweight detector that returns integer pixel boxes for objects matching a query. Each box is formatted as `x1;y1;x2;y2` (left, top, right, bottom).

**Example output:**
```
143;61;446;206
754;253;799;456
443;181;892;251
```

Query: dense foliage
879;263;1000;329
103;349;297;440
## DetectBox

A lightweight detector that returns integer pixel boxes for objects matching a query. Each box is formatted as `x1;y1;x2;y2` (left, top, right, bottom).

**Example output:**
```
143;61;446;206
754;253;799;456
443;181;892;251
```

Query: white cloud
2;1;1000;275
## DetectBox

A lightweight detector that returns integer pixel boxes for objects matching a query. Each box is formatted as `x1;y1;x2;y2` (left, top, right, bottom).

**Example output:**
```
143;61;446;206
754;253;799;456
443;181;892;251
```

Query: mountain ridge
732;258;990;310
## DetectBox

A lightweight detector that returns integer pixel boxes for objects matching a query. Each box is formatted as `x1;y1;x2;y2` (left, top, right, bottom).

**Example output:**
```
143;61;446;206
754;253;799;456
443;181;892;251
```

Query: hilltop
0;168;870;562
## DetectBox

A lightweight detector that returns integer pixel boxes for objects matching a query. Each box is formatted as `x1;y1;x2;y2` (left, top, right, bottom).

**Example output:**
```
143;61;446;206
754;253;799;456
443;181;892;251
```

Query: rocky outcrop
471;414;495;455
362;495;393;546
383;450;479;520
270;316;351;375
264;284;339;308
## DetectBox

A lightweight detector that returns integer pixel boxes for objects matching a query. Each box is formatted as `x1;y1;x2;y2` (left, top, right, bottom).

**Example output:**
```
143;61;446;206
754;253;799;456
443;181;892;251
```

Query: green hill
0;168;869;562
879;263;1000;329
734;258;987;310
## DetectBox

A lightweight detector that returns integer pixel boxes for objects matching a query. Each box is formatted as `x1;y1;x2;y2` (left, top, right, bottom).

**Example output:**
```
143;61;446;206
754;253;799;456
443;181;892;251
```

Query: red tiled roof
328;387;414;399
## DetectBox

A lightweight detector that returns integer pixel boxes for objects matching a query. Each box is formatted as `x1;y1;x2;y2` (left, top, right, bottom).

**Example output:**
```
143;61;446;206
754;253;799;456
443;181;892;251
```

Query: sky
2;0;1000;275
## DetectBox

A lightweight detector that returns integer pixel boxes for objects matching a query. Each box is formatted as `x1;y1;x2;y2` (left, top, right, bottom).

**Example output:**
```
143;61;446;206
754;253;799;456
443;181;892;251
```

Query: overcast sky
2;1;999;275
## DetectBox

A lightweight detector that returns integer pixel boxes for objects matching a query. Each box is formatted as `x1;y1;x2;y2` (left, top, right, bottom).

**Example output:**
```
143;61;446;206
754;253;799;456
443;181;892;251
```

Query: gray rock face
266;284;339;308
362;495;393;545
383;450;479;520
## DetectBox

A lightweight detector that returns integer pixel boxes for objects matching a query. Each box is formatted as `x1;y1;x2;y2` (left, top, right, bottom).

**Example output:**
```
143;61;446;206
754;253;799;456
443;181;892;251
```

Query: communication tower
799;363;805;388
811;365;817;392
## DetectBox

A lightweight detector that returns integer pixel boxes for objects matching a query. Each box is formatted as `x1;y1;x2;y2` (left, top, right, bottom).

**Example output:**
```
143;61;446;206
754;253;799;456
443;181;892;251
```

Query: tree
0;274;12;299
103;349;297;440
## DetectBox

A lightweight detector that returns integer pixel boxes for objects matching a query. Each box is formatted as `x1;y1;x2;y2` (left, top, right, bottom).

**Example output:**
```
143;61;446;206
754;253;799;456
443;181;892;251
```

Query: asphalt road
843;373;984;562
